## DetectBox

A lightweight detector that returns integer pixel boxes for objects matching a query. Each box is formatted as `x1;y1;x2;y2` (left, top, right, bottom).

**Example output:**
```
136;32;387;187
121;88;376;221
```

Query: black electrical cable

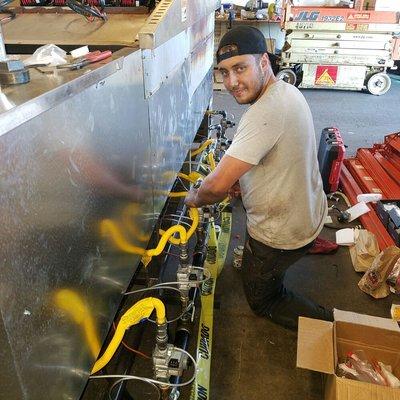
66;0;107;20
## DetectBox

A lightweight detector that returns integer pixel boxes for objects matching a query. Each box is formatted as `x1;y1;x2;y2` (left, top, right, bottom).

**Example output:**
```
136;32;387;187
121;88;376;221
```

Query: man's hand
183;155;252;208
184;188;199;208
228;181;241;199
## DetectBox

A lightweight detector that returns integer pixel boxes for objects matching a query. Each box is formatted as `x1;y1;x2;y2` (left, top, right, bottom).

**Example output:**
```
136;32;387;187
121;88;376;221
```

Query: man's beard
237;73;266;105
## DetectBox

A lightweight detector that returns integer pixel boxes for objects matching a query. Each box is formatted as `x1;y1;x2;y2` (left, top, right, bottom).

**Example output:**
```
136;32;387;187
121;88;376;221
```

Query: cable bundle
66;0;107;21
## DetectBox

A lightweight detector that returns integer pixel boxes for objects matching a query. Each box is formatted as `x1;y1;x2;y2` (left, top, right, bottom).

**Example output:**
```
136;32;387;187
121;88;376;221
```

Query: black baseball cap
216;26;268;64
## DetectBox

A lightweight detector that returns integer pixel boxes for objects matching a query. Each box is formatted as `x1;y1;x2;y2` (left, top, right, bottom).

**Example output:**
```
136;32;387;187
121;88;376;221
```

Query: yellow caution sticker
191;211;232;400
217;211;232;275
315;65;338;86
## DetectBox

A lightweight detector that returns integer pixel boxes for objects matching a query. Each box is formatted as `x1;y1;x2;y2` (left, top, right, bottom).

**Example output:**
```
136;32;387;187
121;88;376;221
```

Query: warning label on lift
315;66;338;86
346;23;369;31
348;13;370;21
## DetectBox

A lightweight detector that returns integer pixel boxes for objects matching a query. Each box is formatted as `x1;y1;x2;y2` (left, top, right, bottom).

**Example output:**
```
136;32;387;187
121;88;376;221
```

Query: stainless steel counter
0;0;218;398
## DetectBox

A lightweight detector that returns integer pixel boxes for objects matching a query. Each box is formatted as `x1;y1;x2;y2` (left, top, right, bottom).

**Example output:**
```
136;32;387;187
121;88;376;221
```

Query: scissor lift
278;0;400;95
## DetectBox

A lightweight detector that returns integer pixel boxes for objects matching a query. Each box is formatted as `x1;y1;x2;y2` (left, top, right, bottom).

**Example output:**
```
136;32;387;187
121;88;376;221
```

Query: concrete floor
210;75;400;400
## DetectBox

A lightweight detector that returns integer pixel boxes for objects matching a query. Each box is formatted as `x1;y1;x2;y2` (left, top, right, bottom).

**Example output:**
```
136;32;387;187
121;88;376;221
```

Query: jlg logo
294;11;320;21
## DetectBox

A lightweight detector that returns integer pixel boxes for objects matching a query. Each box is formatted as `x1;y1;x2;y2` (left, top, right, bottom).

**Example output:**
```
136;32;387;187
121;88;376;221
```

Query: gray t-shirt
226;80;327;250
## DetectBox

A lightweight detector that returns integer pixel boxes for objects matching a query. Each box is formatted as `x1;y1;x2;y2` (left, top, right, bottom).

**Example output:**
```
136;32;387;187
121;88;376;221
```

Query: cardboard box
297;310;400;400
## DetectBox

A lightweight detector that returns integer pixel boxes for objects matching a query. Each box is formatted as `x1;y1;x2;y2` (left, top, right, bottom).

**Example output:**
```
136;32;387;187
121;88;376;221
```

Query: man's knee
242;282;274;317
248;302;268;317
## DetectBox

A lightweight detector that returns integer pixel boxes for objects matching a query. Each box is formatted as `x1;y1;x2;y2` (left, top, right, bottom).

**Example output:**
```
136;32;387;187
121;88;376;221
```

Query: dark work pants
242;233;333;330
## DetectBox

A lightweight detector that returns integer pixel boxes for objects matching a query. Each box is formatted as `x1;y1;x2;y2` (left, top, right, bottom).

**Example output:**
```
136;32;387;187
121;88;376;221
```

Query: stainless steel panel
0;49;152;400
139;0;219;49
145;12;214;213
149;66;213;215
142;12;215;99
0;51;127;137
0;1;217;399
142;30;190;98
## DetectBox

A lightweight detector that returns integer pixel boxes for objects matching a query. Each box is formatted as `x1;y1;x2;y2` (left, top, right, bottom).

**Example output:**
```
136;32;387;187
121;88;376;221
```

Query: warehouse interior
1;0;400;400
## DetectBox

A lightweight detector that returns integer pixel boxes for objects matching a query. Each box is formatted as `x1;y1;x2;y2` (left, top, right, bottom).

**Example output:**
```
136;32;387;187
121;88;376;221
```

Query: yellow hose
91;297;166;374
146;224;188;256
190;139;214;157
54;289;101;359
159;207;199;245
101;219;188;256
178;171;204;184
168;191;188;198
207;152;216;171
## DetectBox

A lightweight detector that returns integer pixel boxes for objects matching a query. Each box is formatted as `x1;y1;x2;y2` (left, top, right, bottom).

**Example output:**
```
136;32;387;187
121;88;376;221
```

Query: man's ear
260;53;269;71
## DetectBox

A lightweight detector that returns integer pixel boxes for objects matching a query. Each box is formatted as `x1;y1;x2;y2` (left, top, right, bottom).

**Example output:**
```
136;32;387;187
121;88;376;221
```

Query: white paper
356;193;382;204
346;202;370;222
336;228;355;246
70;46;89;59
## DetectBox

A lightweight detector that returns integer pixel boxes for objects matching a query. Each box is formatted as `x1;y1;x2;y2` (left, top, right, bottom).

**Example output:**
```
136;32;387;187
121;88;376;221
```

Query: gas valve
177;265;204;292
153;344;188;381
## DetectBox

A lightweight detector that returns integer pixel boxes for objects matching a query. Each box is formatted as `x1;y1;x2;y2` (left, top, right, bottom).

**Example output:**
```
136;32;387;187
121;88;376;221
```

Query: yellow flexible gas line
101;207;199;269
168;191;188;198
146;224;188;256
207;152;216;171
91;297;166;374
159;207;199;245
190;139;214;157
178;171;204;184
101;219;188;255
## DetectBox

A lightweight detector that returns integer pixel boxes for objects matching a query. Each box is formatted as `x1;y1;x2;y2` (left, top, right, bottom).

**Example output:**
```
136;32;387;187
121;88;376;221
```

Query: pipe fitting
179;242;189;268
156;322;168;352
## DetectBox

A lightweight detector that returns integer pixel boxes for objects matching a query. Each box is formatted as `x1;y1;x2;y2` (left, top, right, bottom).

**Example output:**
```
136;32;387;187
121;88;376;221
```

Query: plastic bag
347;351;386;385
337;350;400;387
24;44;67;67
358;246;400;298
387;258;400;294
349;229;380;272
376;362;400;388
